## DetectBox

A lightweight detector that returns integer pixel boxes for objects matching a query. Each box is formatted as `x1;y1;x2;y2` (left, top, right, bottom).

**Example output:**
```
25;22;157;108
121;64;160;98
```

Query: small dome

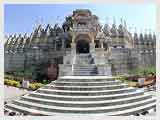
103;24;110;36
118;24;124;37
110;23;117;37
134;32;138;41
139;33;144;41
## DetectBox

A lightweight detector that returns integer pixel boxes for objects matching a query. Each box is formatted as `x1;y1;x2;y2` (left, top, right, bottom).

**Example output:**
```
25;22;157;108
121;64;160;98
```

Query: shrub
29;83;43;90
129;65;156;76
42;79;50;84
115;75;127;82
29;84;36;90
4;79;21;88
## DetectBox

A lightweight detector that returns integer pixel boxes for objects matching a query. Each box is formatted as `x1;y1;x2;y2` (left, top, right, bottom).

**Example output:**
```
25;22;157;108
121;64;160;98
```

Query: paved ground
4;85;30;103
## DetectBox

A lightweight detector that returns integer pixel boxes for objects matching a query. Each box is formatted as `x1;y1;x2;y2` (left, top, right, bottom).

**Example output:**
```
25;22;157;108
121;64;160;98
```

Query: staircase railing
71;54;76;75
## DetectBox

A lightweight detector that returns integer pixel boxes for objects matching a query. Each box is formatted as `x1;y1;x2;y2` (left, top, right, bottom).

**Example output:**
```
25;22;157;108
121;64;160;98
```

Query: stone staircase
75;54;94;64
5;53;156;116
73;54;97;76
5;76;156;116
73;65;98;76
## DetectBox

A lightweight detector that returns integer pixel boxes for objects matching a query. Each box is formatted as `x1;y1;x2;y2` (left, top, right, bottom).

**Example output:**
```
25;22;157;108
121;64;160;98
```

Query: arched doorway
76;40;89;53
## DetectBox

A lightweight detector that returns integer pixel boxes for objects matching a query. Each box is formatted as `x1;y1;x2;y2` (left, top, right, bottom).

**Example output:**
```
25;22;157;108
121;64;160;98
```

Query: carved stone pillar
71;32;76;54
101;39;104;48
62;39;65;49
90;32;95;53
90;43;95;54
71;42;76;55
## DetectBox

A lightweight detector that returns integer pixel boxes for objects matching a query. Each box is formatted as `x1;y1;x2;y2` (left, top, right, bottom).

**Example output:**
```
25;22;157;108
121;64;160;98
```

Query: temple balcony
72;25;95;32
74;16;91;20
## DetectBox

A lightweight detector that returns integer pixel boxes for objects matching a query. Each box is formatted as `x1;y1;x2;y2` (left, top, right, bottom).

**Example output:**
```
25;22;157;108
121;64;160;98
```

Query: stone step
5;104;53;115
44;84;128;91
75;67;96;69
36;87;136;96
53;81;122;86
73;71;97;73
5;101;156;116
56;79;122;85
29;90;144;101
73;67;96;70
20;94;152;108
73;64;96;67
58;76;115;82
73;73;97;76
107;102;156;116
5;97;155;114
59;76;114;79
51;81;121;86
73;69;97;72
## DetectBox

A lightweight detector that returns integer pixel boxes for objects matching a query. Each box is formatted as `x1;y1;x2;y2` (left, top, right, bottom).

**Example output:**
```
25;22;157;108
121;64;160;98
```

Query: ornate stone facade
4;9;156;76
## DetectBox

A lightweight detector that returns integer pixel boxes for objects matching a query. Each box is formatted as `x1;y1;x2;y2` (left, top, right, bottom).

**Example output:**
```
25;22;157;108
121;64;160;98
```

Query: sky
4;4;156;35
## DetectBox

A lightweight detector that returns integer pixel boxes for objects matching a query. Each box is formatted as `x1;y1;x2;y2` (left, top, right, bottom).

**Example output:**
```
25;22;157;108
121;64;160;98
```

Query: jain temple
4;9;156;116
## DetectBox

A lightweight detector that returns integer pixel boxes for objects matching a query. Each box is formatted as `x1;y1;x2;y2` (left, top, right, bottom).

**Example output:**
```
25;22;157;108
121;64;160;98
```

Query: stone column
71;42;76;55
90;43;95;53
62;39;64;49
101;39;104;48
90;32;95;53
71;33;76;55
89;32;96;64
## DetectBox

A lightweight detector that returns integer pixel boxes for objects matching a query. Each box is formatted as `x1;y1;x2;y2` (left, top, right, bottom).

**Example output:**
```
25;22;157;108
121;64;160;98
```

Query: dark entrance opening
76;40;89;53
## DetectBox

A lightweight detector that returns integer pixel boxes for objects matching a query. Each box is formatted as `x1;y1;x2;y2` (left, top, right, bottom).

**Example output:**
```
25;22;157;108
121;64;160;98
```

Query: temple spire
113;16;116;25
124;20;127;30
120;17;123;25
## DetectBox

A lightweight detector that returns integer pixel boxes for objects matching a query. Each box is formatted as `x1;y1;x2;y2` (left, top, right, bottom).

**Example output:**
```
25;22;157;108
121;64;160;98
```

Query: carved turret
139;33;144;41
103;23;110;36
144;29;149;41
45;24;51;36
118;23;124;38
148;29;152;41
110;18;118;37
134;31;138;42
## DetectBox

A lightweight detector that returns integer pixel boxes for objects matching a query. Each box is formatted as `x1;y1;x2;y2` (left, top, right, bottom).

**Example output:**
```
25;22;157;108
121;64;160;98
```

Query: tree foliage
129;65;156;76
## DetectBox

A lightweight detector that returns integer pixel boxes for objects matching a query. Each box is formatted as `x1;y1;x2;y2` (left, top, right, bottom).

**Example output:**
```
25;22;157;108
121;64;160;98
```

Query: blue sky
4;4;156;35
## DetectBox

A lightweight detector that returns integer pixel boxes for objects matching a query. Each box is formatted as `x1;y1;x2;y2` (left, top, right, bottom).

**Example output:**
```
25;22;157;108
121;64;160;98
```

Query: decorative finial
35;17;39;29
56;16;60;25
113;16;116;25
153;31;155;35
120;18;123;25
24;33;27;38
124;20;127;28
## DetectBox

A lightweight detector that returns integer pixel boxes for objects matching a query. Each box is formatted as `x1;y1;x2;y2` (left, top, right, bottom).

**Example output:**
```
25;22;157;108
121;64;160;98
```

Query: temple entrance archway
76;39;89;53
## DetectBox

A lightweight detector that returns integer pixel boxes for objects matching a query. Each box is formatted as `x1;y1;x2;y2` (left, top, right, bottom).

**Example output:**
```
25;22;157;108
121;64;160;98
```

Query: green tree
129;65;156;76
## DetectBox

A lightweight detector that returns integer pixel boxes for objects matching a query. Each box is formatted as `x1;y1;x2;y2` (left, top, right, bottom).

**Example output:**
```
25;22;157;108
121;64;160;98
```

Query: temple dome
110;23;118;37
103;24;110;36
118;24;124;37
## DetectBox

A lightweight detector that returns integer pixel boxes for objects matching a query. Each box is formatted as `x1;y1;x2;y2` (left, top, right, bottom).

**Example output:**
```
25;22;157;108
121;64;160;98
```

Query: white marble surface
60;76;114;79
4;85;29;102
